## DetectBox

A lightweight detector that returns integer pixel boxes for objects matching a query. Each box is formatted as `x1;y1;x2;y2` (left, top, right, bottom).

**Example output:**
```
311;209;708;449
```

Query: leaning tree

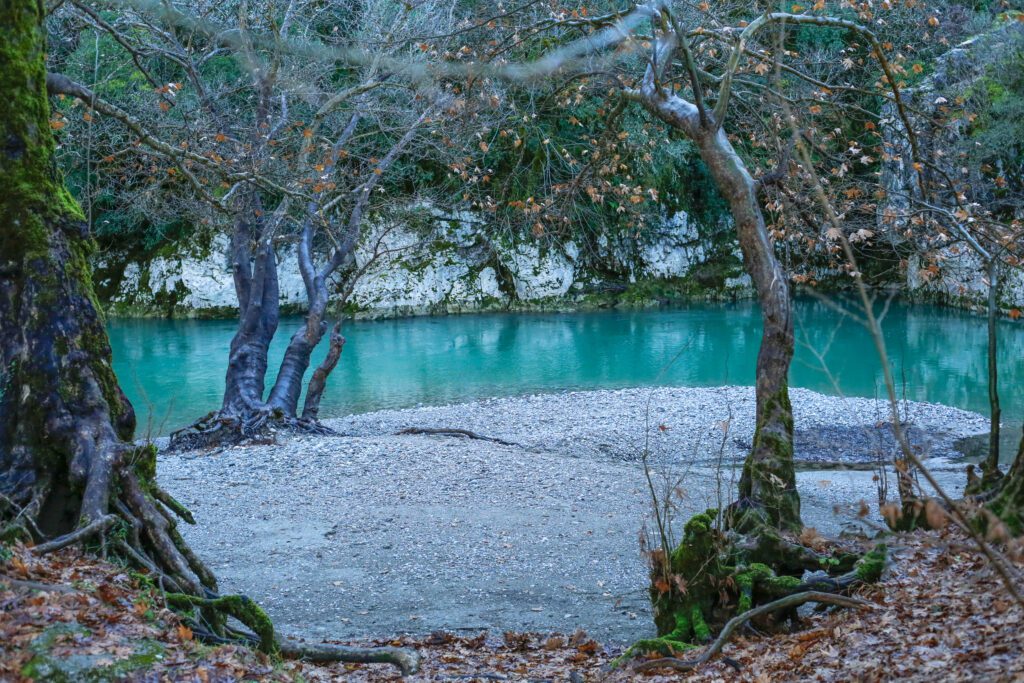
482;0;940;662
0;0;418;672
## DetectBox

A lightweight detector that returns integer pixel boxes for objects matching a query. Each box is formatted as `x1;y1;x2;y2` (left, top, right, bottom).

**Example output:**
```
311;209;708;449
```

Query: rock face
96;234;309;317
96;208;749;319
879;21;1024;312
905;251;1024;313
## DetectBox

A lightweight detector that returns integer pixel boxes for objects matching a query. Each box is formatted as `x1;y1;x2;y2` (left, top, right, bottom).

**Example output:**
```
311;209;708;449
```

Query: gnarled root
167;409;335;452
165;592;421;675
30;514;118;555
6;440;208;600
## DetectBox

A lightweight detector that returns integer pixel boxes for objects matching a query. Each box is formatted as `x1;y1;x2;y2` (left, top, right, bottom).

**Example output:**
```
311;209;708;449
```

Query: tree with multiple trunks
44;0;476;447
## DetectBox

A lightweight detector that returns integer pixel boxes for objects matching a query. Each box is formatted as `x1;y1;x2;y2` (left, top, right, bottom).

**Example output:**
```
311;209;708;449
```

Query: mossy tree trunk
0;0;135;534
0;0;210;594
631;509;885;661
692;129;800;533
988;426;1024;534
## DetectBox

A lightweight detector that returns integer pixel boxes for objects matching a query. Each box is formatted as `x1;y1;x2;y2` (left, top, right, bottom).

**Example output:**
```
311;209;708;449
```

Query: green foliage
965;50;1024;199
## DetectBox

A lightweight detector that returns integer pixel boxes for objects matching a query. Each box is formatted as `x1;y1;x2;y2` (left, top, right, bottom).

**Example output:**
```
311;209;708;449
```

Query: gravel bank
158;387;986;644
333;386;986;466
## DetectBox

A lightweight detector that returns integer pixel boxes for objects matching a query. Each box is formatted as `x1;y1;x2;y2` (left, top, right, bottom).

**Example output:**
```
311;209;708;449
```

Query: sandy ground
158;386;987;644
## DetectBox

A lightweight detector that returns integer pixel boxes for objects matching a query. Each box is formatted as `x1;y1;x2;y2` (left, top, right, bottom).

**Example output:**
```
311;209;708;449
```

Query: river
108;297;1022;445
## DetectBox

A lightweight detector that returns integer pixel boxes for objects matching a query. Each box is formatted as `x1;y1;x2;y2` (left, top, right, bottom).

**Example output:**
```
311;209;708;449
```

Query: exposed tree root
30;514;117;555
167;410;336;452
278;639;421;676
633;591;872;673
397;427;521;447
5;440;418;676
164;592;421;675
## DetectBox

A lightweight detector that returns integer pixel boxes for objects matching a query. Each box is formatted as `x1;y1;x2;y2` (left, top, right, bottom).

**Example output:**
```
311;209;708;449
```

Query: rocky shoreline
159;387;986;644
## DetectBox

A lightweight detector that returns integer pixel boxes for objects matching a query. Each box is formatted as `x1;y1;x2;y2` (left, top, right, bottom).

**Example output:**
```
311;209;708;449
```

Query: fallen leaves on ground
0;545;289;682
2;526;1023;682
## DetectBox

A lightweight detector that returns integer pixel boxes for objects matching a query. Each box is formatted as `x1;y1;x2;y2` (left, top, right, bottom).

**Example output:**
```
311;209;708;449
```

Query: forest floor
2;526;1022;682
157;387;988;643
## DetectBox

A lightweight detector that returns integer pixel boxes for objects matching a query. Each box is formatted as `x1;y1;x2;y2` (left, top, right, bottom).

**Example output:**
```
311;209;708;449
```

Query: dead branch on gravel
397;427;522;448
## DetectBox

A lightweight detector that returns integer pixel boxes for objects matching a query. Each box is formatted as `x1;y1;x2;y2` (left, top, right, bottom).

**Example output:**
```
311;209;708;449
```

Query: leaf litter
2;526;1022;682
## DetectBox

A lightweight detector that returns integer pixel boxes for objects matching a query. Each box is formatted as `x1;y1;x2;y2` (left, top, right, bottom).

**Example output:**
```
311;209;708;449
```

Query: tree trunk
635;88;799;531
982;260;1002;484
0;0;138;534
266;271;331;417
692;129;800;532
221;200;280;417
988;425;1024;534
302;322;344;421
267;324;323;416
0;0;211;598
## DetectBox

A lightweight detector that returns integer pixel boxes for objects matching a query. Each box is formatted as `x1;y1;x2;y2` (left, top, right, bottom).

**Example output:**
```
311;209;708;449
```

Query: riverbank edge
101;280;1016;322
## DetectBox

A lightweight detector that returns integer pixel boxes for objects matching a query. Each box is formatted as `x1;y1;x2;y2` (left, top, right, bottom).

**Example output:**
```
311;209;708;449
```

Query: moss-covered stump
624;509;887;663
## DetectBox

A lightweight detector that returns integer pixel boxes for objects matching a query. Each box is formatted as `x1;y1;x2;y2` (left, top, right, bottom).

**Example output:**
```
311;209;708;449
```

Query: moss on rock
21;624;166;682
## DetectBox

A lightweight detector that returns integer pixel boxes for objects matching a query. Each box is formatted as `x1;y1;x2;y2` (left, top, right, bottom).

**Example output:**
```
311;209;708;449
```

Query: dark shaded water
108;298;1022;439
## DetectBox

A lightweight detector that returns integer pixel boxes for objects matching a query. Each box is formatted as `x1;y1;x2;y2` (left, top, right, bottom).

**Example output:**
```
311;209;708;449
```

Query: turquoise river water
108;298;1023;439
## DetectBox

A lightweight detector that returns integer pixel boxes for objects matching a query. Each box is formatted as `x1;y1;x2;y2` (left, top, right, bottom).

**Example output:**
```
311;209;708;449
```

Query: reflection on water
107;297;1023;437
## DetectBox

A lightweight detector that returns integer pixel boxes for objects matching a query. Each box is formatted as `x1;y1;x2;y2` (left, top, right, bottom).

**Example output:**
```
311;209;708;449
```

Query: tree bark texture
0;0;136;535
636;54;799;532
0;0;219;599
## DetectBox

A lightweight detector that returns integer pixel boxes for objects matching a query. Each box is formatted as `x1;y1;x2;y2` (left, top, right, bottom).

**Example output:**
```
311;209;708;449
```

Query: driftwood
397;427;521;448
